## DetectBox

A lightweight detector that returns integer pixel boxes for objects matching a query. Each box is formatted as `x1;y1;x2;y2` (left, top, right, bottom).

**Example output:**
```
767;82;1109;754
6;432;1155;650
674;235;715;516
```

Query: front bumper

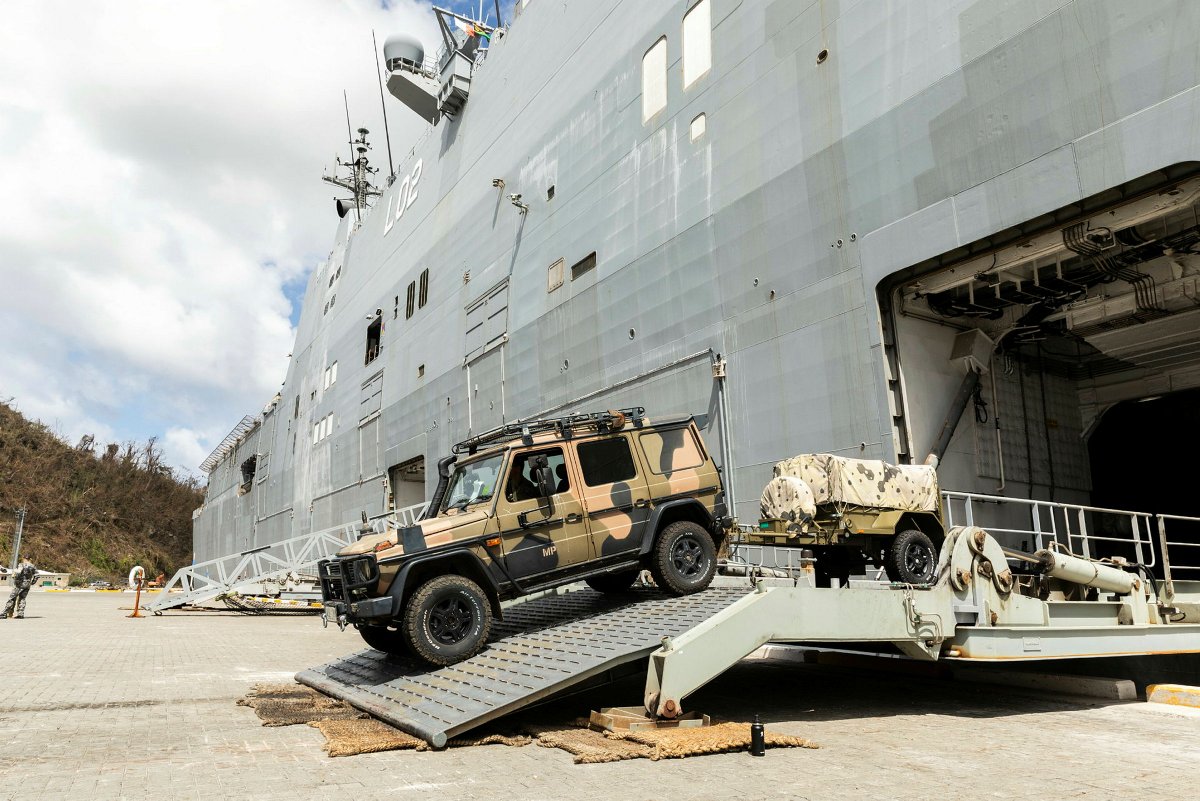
318;555;388;623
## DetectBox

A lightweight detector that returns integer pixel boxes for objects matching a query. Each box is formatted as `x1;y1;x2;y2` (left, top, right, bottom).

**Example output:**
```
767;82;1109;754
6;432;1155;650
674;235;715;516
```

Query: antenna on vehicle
372;29;396;181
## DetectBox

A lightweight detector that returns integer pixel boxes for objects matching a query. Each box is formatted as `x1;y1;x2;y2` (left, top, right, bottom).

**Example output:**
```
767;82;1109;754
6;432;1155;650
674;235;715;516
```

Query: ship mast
322;125;382;223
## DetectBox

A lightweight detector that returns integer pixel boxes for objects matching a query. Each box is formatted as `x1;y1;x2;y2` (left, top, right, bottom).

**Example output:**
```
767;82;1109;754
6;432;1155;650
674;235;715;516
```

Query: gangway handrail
1155;512;1200;601
942;490;1156;567
150;501;427;612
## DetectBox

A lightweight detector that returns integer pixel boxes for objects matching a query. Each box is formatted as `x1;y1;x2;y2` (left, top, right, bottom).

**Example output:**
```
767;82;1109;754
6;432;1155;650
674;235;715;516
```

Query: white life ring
128;565;146;590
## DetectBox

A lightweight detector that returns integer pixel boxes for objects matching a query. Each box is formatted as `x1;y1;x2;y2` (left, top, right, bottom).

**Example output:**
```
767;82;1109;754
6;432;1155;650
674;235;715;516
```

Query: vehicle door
573;435;652;558
493;445;590;580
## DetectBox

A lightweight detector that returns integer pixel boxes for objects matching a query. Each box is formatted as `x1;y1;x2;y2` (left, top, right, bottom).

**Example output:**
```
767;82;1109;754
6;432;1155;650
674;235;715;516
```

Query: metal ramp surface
296;587;750;747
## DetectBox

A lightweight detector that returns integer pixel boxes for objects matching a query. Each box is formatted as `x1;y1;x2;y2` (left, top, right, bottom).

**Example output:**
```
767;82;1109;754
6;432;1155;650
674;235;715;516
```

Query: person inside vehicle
506;456;541;502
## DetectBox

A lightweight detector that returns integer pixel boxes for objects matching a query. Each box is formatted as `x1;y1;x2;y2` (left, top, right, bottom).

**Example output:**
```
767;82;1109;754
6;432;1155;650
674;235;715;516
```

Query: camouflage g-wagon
318;408;727;666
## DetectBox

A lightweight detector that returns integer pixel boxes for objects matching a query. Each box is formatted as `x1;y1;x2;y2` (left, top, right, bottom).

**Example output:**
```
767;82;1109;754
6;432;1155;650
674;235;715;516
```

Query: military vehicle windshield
441;454;504;512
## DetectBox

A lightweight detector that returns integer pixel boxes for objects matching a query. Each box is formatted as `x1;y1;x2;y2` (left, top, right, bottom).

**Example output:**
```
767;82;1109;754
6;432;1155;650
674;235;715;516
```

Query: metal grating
199;415;258;474
296;587;750;747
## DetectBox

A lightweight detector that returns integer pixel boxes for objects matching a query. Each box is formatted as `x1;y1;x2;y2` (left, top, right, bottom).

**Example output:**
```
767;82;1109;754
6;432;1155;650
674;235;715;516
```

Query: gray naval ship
193;0;1200;566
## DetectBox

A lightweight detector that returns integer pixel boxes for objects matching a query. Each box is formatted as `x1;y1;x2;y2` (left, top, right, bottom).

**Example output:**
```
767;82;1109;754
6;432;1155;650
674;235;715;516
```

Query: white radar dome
383;33;425;71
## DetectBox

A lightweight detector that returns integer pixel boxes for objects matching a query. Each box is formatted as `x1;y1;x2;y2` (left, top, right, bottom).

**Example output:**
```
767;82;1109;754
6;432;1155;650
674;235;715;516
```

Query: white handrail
942;491;1179;572
150;501;428;612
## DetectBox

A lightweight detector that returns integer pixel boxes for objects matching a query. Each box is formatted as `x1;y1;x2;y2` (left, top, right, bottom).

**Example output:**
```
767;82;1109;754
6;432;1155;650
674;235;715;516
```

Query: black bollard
749;714;765;756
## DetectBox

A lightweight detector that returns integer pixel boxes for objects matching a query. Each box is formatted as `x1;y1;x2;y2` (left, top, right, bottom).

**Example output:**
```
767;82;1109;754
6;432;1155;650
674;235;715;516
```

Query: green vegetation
0;400;202;583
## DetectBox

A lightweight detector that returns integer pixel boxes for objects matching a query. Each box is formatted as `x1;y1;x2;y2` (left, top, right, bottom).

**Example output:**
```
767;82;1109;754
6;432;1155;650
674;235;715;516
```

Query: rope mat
239;685;816;761
309;718;428;757
239;684;531;756
237;683;366;727
607;722;819;761
522;720;818;763
529;726;650;764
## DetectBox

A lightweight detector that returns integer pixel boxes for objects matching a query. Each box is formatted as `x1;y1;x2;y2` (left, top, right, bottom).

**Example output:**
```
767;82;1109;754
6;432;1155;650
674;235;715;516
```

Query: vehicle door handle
565;513;582;524
634;499;650;509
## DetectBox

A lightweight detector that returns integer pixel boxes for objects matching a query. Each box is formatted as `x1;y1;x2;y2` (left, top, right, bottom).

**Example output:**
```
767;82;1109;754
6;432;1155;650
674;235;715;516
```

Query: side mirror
530;454;556;498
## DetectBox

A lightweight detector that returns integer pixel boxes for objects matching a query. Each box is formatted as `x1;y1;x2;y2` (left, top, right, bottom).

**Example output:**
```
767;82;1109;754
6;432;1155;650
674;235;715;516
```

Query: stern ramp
296;587;748;747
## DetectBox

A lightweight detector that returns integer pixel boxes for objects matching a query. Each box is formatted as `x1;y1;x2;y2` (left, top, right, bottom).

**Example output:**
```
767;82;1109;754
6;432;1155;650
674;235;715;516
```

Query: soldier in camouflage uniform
3;558;38;619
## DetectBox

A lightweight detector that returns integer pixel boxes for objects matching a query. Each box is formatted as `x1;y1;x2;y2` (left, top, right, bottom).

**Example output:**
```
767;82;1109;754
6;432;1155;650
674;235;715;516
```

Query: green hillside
0;401;201;584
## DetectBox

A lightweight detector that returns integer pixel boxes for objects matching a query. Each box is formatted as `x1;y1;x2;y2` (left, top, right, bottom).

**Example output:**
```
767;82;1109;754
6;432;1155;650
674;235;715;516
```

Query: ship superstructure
194;0;1200;573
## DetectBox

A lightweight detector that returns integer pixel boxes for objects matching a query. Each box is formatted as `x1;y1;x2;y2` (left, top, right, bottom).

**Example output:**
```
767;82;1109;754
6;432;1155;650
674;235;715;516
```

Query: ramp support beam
645;582;951;718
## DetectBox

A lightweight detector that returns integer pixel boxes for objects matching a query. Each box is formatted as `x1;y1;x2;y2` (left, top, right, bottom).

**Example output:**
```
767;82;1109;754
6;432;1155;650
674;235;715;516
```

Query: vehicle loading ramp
295;587;749;747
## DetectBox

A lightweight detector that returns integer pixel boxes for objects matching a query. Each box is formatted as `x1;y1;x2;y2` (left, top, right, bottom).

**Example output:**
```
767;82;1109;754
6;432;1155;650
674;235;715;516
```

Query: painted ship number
383;158;423;236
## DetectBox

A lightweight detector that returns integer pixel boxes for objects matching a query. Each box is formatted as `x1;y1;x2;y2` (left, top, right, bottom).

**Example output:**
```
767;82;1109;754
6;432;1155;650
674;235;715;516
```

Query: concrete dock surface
0;592;1197;800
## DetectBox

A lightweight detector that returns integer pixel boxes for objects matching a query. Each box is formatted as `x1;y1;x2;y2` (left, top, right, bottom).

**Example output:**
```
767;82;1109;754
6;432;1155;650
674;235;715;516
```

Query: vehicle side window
578;438;637;486
505;447;567;502
638;428;704;475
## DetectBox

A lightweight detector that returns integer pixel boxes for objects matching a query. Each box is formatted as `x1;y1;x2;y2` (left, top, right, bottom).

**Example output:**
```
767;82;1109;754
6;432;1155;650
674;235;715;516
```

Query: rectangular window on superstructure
418;269;429;309
642;37;667;123
406;281;416;319
682;0;711;89
313;422;321;444
364;314;382;365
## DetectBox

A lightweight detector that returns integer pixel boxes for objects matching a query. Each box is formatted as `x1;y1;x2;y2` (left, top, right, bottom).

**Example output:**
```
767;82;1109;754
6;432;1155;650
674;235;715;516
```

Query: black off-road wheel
650;521;717;596
884;529;937;585
402;575;492;667
357;624;408;657
585;569;641;594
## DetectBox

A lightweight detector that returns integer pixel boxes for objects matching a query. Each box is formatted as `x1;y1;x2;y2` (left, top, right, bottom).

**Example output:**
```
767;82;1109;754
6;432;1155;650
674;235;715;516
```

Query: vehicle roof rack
453;407;646;455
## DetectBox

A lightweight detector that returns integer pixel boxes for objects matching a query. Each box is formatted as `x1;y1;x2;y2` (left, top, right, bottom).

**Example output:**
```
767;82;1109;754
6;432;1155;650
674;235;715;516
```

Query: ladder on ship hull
148;503;427;612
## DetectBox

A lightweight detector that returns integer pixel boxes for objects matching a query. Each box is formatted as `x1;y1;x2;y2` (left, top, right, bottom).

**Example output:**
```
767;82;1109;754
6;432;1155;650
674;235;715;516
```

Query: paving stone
0;594;1197;800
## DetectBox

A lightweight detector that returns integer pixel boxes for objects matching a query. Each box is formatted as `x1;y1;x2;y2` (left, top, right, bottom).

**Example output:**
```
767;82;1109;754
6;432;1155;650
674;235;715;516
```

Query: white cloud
0;0;440;475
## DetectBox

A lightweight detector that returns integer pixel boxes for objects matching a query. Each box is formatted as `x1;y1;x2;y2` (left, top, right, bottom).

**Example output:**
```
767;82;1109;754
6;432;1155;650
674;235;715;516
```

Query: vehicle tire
650;521;717;596
585;569;641;594
884;529;937;584
401;574;492;667
357;624;408;657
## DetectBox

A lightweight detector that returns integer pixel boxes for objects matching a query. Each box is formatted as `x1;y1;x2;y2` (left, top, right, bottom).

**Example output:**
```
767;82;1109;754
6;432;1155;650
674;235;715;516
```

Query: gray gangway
296;586;750;747
148;503;427;612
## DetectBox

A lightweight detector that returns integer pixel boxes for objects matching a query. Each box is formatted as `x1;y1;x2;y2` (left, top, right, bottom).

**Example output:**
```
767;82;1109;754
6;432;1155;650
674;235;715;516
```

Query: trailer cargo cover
772;454;938;512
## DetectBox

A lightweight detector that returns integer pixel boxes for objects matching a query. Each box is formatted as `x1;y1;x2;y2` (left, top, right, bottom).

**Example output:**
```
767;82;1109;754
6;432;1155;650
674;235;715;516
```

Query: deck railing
729;492;1199;594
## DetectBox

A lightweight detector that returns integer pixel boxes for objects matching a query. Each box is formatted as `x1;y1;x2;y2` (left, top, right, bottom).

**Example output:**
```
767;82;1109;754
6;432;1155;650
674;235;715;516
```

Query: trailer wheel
357;624;408;657
402;574;492;667
650;521;717;596
885;529;937;584
585;569;641;593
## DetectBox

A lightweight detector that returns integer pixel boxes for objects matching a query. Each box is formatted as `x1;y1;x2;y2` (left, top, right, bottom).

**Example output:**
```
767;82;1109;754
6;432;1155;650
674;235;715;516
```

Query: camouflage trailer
318;408;727;666
754;453;944;587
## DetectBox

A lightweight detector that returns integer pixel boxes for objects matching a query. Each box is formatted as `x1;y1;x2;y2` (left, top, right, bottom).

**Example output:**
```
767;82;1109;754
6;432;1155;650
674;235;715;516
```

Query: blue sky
0;0;452;475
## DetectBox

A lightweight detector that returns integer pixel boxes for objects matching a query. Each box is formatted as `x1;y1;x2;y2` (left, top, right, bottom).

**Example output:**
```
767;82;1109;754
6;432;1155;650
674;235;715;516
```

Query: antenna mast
322;93;382;222
343;92;360;222
373;30;396;181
